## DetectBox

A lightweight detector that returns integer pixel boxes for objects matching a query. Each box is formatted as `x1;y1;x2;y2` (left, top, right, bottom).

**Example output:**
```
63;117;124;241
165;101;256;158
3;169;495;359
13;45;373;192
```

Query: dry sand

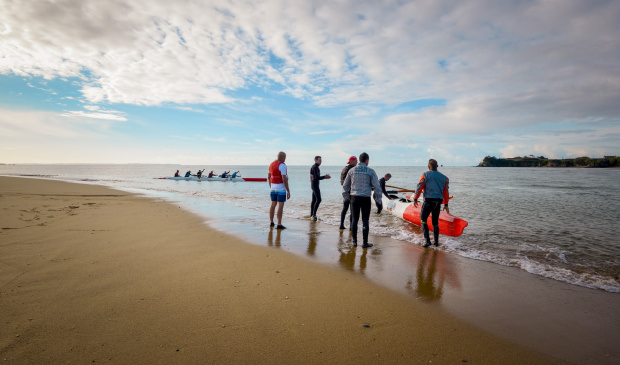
0;176;560;364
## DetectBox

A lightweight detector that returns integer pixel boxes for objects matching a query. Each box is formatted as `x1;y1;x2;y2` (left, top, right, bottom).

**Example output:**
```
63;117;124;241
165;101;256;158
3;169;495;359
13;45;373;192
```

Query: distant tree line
478;155;619;168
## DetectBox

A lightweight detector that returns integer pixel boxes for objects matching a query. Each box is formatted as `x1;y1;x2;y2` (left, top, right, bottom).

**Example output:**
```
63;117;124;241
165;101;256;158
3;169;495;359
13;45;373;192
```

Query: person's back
416;170;449;201
346;163;380;199
413;159;450;247
342;153;382;248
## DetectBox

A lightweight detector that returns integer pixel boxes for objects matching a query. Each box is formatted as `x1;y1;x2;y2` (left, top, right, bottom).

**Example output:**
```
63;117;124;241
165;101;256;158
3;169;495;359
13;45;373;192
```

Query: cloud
61;110;127;121
0;108;125;138
2;0;616;114
0;0;618;164
310;130;342;135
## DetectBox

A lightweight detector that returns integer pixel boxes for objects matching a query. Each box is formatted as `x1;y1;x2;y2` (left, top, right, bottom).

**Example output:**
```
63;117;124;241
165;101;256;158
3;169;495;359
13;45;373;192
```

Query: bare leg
269;201;277;224
276;202;285;225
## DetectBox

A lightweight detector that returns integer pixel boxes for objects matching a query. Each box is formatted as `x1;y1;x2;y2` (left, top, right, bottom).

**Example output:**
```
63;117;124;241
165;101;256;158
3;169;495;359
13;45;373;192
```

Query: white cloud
2;0;616;116
0;0;618;164
310;130;342;135
61;110;127;121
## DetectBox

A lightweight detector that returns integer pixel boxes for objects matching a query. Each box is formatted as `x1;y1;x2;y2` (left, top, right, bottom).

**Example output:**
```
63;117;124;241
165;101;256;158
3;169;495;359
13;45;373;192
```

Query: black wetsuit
340;164;355;228
310;163;326;218
351;195;372;244
421;198;442;246
379;177;398;200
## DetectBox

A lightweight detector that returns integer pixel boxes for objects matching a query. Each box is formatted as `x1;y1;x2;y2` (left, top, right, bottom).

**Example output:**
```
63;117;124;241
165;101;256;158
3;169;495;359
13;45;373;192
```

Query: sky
1;0;619;166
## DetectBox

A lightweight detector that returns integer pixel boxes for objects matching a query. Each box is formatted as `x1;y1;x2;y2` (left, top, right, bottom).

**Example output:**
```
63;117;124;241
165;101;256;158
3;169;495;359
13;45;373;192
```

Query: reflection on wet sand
263;219;461;303
267;227;282;247
410;249;444;301
336;230;369;275
405;248;461;302
306;223;320;256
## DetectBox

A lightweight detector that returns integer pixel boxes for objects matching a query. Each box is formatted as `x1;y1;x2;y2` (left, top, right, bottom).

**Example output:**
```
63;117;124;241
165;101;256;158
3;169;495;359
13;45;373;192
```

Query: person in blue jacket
413;159;450;247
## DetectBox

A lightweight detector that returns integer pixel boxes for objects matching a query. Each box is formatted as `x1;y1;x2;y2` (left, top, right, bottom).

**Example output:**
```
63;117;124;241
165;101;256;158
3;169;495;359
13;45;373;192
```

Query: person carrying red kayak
413;159;450;248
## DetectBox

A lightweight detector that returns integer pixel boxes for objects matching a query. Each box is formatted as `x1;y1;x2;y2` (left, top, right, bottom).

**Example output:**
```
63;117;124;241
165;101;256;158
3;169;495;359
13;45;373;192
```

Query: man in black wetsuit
310;156;331;221
339;156;357;230
379;173;398;200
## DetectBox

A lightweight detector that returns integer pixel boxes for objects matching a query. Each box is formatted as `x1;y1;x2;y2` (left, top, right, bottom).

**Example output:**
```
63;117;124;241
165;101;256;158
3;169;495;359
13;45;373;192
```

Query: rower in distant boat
197;169;204;179
231;171;239;178
185;170;192;177
208;171;215;178
174;170;180;177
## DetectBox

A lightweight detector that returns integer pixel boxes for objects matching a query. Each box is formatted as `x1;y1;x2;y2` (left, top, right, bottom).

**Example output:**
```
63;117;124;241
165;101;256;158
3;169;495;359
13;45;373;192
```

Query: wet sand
0;176;564;364
184;188;620;365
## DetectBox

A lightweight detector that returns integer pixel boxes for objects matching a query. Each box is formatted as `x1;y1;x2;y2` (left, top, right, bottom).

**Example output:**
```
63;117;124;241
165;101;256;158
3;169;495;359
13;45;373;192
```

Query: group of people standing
267;151;450;249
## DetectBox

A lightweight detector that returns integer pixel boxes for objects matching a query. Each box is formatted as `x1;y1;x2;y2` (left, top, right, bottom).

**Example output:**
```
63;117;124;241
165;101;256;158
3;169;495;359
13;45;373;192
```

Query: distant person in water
208;171;215;178
309;156;331;221
413;159;450;248
231;171;239;178
342;152;382;248
185;170;191;177
268;151;290;230
197;169;204;179
379;173;398;199
339;155;357;230
174;170;180;177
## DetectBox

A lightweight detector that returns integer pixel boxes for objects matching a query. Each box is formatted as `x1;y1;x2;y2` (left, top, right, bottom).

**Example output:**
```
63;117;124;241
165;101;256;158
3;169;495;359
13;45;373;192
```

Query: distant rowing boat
157;176;267;182
382;195;468;237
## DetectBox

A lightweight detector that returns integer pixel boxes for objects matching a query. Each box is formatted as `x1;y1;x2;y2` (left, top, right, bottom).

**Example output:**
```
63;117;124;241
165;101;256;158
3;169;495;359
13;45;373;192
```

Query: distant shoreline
478;155;619;168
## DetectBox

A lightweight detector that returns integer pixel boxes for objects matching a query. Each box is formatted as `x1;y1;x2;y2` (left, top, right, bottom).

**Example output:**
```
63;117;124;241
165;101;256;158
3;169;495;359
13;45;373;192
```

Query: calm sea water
2;164;619;292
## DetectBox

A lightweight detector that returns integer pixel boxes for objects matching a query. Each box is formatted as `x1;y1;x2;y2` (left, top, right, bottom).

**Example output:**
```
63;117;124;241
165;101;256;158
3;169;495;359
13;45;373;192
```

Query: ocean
2;163;619;293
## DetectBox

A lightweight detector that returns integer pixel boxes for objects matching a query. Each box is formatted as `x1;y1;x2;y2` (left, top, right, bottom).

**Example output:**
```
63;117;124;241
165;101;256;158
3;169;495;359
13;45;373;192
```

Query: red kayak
383;196;468;237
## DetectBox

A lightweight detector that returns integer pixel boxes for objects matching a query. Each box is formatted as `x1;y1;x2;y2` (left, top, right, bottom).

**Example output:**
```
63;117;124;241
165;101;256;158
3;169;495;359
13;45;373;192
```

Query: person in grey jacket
342;152;382;248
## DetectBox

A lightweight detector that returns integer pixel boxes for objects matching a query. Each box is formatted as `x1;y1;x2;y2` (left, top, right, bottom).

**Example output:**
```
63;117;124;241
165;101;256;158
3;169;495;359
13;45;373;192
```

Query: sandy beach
0;176;565;364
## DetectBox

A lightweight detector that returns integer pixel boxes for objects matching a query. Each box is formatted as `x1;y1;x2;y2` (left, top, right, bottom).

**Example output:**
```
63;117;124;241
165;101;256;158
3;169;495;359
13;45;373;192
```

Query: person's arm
267;172;271;189
371;172;382;207
283;174;290;200
342;172;352;200
413;174;425;207
442;177;450;214
380;178;390;198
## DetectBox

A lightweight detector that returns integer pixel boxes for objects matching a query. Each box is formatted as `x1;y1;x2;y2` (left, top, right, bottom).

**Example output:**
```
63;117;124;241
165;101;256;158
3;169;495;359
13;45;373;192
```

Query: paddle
385;184;416;193
385;184;453;199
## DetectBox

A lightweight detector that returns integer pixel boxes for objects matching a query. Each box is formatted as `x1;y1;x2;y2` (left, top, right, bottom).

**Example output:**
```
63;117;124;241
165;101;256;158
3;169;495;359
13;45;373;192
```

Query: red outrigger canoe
382;196;468;237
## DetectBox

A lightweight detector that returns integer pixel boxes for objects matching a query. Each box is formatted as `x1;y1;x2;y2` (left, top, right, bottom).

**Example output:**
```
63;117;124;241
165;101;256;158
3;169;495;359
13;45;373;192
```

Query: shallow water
1;163;619;292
